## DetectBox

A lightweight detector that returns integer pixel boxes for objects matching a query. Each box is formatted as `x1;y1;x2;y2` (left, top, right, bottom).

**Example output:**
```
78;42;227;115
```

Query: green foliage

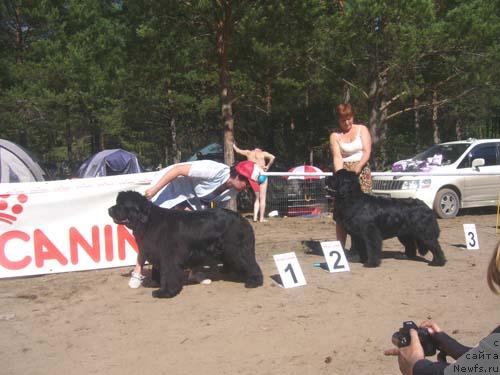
1;0;499;178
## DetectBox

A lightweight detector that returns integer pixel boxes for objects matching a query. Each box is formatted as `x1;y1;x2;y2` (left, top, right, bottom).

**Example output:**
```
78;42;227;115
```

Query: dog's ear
335;168;347;176
325;175;336;190
335;169;362;198
136;194;151;224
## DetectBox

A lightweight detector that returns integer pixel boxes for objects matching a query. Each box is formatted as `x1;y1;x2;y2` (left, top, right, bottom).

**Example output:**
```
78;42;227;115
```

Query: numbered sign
463;224;480;250
273;252;307;288
320;241;350;273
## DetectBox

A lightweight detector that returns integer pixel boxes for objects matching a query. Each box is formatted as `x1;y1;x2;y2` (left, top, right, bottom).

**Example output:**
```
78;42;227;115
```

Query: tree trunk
305;87;313;164
378;71;388;167
414;97;420;152
170;116;181;163
432;91;440;144
90;118;100;154
99;131;104;151
216;0;236;210
66;122;73;162
216;0;234;167
265;81;272;115
163;141;169;169
342;83;350;103
368;75;380;168
336;0;345;15
265;80;273;149
14;5;23;63
267;80;283;161
290;117;296;165
456;119;462;140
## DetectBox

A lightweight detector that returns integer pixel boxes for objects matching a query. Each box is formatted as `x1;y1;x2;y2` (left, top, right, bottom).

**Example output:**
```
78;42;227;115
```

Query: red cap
235;161;261;192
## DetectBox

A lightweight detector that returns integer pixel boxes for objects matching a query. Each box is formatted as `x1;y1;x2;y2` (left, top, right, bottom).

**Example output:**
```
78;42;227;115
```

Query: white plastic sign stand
320;241;350;273
463;224;480;250
273;252;307;288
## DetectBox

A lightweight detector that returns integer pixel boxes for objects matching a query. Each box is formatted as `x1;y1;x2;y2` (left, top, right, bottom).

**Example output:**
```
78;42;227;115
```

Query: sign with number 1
273;252;307;288
463;223;479;250
320;241;350;273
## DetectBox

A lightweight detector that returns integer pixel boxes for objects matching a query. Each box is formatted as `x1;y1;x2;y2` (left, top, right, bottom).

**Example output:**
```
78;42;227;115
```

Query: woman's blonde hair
487;241;500;294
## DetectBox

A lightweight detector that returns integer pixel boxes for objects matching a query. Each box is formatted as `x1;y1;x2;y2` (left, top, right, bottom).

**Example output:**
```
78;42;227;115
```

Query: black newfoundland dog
333;169;446;268
108;191;263;298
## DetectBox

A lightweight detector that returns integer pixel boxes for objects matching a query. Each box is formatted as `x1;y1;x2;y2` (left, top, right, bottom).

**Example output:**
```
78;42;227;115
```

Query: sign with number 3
463;223;480;250
273;252;307;288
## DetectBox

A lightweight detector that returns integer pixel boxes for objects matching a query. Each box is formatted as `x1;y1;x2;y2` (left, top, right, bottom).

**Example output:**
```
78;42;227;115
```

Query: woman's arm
354;125;372;174
145;163;191;199
419;321;470;360
329;132;344;172
263;152;275;171
412;359;448;375
233;143;250;157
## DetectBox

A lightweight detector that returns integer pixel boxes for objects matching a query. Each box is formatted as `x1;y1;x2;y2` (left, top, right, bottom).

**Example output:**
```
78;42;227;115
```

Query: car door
459;142;500;205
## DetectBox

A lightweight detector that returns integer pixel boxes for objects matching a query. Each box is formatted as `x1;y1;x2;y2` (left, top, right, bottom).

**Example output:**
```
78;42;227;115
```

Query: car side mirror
471;158;485;170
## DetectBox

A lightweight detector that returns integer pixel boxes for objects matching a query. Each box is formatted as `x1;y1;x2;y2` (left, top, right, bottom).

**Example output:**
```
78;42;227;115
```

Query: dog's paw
142;279;160;288
152;289;178;298
346;252;361;263
363;259;381;268
245;278;263;288
394;253;411;260
428;259;446;267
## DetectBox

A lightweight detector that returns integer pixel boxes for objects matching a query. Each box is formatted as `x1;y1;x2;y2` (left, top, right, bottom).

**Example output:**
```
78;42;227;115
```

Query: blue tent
0;139;47;183
76;149;144;178
187;143;224;162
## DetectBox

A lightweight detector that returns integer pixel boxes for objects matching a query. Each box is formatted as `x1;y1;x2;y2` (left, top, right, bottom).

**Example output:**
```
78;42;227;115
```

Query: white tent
0;139;47;183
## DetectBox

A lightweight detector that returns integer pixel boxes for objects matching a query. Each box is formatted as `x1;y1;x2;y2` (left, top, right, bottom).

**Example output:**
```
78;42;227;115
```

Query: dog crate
266;175;332;217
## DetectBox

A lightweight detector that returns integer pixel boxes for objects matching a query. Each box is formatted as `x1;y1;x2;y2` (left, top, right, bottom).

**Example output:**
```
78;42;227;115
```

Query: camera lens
391;332;401;347
392;332;409;348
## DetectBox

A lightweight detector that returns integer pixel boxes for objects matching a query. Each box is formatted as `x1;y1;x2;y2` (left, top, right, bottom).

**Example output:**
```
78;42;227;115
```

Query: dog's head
108;191;151;230
334;169;363;199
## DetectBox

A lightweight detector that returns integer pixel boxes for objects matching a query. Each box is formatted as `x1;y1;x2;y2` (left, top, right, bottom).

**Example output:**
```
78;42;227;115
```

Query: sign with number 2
320;241;350;273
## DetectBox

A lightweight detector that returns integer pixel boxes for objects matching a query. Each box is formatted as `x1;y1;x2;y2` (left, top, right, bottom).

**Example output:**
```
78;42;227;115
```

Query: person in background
128;159;262;288
233;143;275;222
384;242;500;375
329;103;372;250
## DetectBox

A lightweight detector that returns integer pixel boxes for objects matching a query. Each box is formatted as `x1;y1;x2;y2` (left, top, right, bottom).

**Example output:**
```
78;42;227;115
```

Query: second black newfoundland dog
108;191;263;298
333;169;446;268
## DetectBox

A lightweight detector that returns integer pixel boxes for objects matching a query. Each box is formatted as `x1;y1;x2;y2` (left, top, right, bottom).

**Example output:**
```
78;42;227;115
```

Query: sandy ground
1;208;499;375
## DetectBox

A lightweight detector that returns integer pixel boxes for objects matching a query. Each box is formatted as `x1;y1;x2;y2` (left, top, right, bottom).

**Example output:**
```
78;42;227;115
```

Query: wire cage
266;175;333;217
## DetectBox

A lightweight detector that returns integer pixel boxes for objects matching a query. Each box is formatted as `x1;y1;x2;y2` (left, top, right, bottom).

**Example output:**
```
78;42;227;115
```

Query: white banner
0;172;155;278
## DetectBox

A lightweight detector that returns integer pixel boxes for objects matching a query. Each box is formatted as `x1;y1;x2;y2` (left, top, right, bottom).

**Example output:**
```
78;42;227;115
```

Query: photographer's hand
384;329;425;375
419;320;442;335
420;321;471;360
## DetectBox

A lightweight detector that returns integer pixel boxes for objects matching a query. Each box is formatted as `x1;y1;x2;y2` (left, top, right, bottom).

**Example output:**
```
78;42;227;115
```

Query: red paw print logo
0;194;28;225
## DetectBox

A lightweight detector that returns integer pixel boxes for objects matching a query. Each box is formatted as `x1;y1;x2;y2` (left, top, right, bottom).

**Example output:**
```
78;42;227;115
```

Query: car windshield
413;143;470;165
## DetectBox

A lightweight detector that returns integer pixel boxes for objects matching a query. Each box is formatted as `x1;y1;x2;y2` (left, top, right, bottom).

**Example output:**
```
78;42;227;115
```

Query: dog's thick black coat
333;169;446;267
108;191;263;298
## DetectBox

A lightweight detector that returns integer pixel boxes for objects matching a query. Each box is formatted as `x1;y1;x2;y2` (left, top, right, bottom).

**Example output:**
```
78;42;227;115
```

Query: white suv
372;139;500;218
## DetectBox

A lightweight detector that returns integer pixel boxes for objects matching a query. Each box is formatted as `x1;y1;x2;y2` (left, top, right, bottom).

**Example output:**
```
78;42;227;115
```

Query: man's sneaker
188;271;212;285
128;272;145;288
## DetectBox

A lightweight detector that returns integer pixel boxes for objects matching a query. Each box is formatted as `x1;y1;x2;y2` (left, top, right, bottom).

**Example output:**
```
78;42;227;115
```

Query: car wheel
433;188;460;219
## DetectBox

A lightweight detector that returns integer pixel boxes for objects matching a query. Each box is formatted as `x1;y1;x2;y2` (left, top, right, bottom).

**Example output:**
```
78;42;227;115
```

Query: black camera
392;321;438;357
